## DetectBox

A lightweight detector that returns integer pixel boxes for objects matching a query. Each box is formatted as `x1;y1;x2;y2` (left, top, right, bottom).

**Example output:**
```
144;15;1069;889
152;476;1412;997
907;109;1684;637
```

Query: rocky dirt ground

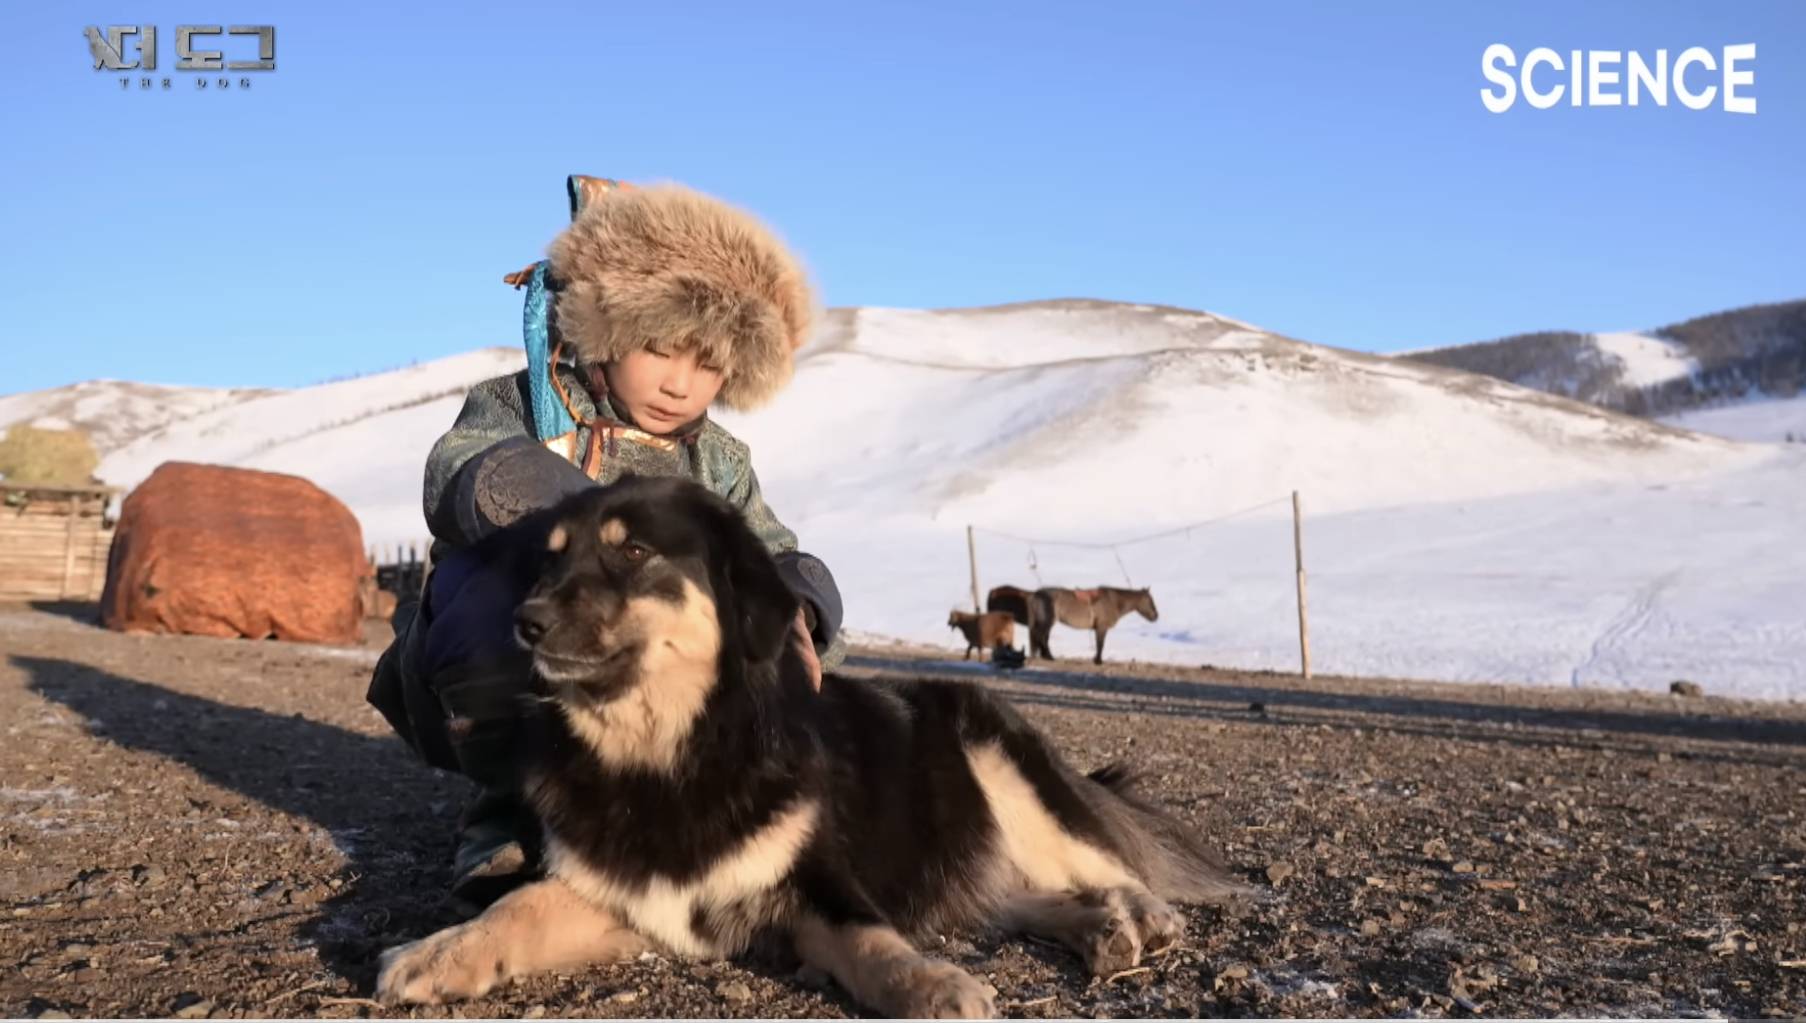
2;603;1803;1019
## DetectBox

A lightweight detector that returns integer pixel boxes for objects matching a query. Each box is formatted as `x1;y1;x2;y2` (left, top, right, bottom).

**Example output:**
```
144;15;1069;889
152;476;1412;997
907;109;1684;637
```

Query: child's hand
792;608;822;691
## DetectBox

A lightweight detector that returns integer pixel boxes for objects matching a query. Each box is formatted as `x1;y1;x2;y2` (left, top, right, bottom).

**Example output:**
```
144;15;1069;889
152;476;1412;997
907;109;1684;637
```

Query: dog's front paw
1126;892;1186;955
1083;913;1141;976
376;923;509;1005
893;959;997;1019
1076;888;1187;975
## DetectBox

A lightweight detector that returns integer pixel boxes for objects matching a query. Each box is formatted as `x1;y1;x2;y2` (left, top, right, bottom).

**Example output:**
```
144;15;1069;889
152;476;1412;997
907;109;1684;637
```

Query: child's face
601;346;725;434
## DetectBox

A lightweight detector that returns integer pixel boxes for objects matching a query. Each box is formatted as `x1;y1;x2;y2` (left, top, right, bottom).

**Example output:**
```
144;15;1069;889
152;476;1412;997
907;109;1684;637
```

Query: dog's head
511;475;800;718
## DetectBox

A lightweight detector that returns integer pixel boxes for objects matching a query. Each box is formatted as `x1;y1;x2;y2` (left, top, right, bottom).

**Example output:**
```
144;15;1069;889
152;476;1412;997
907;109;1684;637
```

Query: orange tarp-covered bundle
100;462;372;645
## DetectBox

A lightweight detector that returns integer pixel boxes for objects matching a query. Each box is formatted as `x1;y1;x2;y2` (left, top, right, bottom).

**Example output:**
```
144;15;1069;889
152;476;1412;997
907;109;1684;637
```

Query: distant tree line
1631;300;1806;415
1404;300;1806;418
1410;331;1614;401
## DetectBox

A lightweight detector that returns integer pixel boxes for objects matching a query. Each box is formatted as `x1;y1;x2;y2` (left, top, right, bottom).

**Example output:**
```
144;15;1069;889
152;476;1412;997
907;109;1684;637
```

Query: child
366;176;846;910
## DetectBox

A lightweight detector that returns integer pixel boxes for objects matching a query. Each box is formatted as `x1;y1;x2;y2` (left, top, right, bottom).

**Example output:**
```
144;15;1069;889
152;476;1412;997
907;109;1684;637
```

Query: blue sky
2;1;1801;392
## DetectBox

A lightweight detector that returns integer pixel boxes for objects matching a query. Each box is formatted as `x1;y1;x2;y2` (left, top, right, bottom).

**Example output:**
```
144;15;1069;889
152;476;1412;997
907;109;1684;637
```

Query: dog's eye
621;541;651;563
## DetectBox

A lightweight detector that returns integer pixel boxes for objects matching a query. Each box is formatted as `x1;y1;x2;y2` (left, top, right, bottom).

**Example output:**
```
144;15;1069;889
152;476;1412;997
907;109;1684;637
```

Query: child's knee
421;548;536;679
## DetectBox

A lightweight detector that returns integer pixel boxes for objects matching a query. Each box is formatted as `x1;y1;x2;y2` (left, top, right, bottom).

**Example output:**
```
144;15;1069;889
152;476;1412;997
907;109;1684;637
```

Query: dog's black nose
515;600;555;646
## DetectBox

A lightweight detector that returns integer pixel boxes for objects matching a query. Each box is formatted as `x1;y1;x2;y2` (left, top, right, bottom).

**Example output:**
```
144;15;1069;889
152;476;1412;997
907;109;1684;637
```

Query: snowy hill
4;302;1801;698
1588;331;1700;389
0;379;277;456
87;348;527;532
720;302;1745;534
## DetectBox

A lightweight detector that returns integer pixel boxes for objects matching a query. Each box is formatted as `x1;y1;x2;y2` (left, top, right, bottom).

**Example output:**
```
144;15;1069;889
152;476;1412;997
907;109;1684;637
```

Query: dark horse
985;585;1036;630
1028;587;1158;665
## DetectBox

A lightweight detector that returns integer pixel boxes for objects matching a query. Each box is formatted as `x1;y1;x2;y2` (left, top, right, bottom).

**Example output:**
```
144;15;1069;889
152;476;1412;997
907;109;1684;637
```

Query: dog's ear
704;496;800;665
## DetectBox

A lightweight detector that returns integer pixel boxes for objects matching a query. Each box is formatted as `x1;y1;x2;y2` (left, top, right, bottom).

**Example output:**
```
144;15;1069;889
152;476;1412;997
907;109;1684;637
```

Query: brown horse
1028;586;1158;664
947;609;1017;660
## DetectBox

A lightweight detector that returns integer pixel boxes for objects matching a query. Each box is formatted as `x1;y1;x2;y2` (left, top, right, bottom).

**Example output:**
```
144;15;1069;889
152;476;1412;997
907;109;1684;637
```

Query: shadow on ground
17;653;465;990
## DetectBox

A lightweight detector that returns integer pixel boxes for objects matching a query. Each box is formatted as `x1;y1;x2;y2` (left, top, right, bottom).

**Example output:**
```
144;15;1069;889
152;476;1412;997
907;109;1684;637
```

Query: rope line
970;494;1292;550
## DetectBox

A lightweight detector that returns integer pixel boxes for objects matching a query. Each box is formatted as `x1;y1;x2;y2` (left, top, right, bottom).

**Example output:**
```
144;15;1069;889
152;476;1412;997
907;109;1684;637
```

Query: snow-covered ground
822;447;1805;699
1660;393;1806;444
6;302;1800;699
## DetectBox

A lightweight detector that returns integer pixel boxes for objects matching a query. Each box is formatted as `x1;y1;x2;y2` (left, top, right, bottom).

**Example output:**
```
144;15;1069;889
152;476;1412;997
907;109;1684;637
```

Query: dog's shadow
18;653;1165;1014
16;653;467;990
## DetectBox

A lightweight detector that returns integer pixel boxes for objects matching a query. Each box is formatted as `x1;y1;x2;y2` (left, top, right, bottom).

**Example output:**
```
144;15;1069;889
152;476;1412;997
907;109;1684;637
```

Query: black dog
376;476;1243;1017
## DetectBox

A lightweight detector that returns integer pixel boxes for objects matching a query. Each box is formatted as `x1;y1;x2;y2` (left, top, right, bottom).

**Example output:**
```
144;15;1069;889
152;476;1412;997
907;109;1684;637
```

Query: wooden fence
0;483;119;602
369;541;431;601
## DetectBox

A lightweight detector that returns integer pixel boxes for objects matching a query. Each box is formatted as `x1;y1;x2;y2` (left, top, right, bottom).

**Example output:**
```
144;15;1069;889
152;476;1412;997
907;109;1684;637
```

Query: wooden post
966;525;981;613
1292;490;1311;679
60;494;80;600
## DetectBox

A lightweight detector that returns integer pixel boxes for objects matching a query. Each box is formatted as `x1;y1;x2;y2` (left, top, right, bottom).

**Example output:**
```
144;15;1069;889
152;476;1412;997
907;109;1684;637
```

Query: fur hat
546;183;817;411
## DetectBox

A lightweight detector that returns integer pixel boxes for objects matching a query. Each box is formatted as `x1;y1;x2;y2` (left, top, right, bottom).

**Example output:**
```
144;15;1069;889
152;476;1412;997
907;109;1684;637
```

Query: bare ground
1;604;1803;1019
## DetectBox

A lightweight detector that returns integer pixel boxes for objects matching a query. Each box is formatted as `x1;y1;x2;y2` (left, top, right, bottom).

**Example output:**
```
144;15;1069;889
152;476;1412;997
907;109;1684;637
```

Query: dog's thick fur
376;477;1243;1017
546;184;816;411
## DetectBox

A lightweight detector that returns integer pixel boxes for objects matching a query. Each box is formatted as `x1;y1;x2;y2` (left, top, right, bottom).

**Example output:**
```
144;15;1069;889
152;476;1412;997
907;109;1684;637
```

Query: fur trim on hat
546;183;816;411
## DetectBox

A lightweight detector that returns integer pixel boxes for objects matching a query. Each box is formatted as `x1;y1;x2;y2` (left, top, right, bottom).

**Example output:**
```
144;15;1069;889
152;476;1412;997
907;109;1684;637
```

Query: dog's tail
1085;762;1251;905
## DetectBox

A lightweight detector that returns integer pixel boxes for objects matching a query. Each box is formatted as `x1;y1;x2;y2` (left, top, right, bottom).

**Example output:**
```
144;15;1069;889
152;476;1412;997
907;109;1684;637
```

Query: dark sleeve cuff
774;551;843;650
431;436;596;546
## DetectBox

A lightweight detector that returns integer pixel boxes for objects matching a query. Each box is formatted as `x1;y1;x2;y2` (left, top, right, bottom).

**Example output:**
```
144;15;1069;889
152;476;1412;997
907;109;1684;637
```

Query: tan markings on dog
558;576;723;774
546;524;568;552
547;798;820;957
966;742;1136;891
794;916;998;1018
375;877;651;1005
599;517;628;546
